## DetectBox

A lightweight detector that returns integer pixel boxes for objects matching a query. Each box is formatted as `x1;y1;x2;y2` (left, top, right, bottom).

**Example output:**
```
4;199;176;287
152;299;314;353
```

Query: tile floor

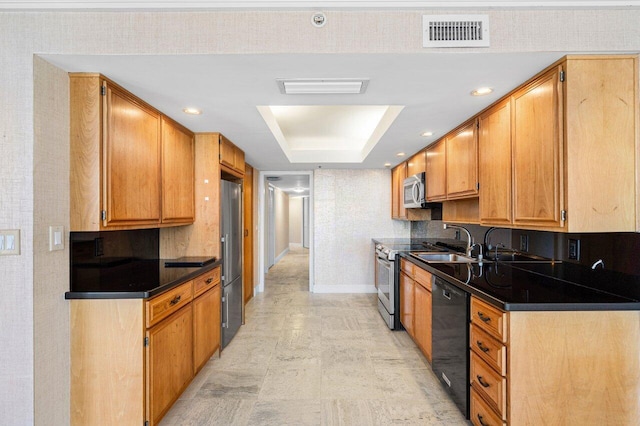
160;246;469;425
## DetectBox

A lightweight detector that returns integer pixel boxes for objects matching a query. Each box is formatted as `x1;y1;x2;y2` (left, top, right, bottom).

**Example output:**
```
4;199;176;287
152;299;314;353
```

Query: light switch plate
0;229;20;255
49;226;64;251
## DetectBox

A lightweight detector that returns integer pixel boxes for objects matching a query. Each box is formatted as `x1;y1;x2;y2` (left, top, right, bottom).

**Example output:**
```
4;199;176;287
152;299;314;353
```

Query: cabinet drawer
470;324;507;376
400;258;414;275
471;297;508;343
414;267;432;291
471;388;506;426
193;267;220;298
146;281;193;328
470;352;507;419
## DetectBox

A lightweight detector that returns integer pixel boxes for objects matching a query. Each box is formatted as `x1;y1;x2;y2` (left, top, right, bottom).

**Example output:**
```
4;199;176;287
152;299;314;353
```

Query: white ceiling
43;51;566;175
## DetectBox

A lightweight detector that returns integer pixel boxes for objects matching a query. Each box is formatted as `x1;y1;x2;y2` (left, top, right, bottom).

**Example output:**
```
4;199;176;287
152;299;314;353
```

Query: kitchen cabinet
406;150;426;177
469;296;640;425
70;73;195;231
425;140;446;201
511;66;563;229
482;55;638;232
446;119;478;199
146;302;193;425
413;267;432;363
478;98;512;226
193;268;221;374
399;259;432;363
70;266;222;426
161;117;195;225
391;162;407;219
219;134;245;178
399;267;414;337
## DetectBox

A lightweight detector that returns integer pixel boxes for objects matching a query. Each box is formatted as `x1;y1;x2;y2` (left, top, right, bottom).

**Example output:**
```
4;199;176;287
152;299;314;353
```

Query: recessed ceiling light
292;187;306;193
396;152;405;157
276;78;369;95
183;107;202;115
471;87;493;96
421;131;433;137
384;163;391;167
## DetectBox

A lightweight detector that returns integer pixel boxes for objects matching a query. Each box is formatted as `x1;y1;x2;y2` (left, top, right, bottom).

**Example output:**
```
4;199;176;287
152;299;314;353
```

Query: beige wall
0;8;639;425
289;197;303;245
274;186;290;261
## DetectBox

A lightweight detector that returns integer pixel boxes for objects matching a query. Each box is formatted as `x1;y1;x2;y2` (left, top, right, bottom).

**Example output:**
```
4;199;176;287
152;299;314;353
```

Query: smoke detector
312;12;326;28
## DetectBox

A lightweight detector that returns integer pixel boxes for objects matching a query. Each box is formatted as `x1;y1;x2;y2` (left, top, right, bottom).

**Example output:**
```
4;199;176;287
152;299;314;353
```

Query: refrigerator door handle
222;233;229;284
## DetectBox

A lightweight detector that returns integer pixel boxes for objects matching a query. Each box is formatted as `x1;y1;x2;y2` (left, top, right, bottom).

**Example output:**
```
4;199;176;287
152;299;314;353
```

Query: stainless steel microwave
403;172;426;208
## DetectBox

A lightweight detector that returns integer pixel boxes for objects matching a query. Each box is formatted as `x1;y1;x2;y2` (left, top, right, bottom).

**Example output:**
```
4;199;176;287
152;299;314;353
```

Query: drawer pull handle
169;295;182;306
205;278;214;284
477;414;489;426
477;375;490;388
477;312;491;323
476;341;490;353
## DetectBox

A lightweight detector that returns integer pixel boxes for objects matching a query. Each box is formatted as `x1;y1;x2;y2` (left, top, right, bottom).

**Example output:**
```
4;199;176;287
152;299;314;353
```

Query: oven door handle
377;256;391;268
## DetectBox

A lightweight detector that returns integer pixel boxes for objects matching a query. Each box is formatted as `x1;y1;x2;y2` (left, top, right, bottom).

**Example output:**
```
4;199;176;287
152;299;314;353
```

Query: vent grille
423;15;490;48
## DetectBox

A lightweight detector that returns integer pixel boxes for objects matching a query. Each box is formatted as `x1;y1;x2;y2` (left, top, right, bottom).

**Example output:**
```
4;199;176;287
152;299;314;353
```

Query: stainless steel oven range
374;239;449;329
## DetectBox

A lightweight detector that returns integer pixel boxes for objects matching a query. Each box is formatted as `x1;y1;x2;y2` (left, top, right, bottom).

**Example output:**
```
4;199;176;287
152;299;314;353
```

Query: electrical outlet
568;238;580;260
519;234;529;252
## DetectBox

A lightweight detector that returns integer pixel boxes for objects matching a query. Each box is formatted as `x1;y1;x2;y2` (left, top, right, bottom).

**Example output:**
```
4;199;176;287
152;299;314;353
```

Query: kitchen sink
410;252;478;263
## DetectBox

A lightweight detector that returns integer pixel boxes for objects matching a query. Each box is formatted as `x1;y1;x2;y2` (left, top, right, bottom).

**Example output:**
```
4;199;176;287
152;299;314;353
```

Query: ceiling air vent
423;15;490;48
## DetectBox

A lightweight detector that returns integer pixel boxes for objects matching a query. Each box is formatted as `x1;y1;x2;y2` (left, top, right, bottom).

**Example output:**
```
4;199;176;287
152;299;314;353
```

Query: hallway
160;246;467;425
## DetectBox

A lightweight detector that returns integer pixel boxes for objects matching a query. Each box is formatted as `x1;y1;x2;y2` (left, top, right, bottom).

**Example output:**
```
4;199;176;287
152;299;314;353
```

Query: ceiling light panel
277;78;369;95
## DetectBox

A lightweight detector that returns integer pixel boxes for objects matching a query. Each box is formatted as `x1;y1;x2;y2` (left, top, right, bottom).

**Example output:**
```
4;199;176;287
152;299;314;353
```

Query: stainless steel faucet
443;223;474;257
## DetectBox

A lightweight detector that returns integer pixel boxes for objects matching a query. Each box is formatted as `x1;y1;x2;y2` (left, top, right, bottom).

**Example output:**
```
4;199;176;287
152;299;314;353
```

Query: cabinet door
193;284;221;374
219;135;235;170
479;99;512;225
426;140;446;201
414;283;432;363
407;150;426;177
146;305;194;425
391;162;407;219
399;271;414;336
512;67;564;228
104;83;161;227
446;120;478;199
161;117;195;224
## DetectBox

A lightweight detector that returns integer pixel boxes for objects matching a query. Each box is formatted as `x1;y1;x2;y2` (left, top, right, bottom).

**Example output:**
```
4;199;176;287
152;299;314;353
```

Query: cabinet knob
205;278;213;284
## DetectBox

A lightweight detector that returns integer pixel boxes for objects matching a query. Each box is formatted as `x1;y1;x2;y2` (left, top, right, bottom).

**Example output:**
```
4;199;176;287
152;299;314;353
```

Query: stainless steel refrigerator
221;179;243;348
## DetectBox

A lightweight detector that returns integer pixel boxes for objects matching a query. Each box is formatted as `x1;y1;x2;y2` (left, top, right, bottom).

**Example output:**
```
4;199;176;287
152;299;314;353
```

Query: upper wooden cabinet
478;98;512;226
512;66;564;229
406;150;426;177
391;162;407;219
70;73;195;231
219;134;245;177
478;55;637;232
446;119;479;200
161;117;195;225
425;140;446;201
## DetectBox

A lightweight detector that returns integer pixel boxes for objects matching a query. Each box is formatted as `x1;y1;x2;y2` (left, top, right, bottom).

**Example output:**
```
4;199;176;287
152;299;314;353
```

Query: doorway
258;171;313;293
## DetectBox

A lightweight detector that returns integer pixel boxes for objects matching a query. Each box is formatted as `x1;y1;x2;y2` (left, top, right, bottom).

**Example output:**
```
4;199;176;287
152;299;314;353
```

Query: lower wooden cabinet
399;258;432;363
146;304;194;425
70;266;222;426
193;282;221;374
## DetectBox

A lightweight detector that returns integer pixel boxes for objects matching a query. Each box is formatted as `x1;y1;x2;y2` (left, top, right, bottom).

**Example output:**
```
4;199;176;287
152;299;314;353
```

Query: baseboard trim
273;247;290;265
312;284;378;294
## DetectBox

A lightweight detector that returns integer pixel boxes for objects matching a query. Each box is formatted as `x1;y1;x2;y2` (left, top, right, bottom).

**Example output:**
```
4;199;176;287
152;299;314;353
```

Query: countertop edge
64;258;223;300
399;253;640;312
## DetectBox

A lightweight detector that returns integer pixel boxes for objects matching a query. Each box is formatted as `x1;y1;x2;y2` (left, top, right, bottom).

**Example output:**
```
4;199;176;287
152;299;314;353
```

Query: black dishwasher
432;276;470;418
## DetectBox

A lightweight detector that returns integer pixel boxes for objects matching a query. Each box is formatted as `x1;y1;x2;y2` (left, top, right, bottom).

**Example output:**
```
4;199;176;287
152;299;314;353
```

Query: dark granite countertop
65;257;223;300
401;253;640;311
